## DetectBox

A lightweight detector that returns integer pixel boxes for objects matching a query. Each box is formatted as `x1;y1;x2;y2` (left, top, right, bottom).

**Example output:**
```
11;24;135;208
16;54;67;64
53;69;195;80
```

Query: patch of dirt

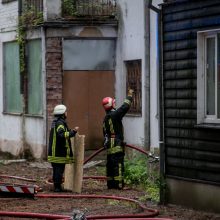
0;160;219;220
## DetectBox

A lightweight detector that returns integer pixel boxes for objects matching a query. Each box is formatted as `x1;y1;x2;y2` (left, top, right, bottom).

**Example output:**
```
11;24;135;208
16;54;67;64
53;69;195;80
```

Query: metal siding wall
162;0;220;184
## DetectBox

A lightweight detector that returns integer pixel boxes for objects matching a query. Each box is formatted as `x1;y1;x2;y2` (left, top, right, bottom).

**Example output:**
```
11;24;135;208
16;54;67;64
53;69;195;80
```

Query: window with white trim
197;30;220;124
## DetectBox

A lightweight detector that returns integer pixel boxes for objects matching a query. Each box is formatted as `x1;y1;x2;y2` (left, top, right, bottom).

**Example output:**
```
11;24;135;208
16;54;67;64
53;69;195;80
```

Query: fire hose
0;144;169;220
84;144;159;165
0;193;173;220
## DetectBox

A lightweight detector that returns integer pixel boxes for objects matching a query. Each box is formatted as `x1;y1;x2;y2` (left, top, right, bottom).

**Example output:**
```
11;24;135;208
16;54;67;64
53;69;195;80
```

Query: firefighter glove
128;89;134;97
69;129;77;137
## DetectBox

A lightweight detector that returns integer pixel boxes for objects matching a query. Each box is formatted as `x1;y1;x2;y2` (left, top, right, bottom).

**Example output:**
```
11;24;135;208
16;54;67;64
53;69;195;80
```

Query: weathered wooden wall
162;0;220;184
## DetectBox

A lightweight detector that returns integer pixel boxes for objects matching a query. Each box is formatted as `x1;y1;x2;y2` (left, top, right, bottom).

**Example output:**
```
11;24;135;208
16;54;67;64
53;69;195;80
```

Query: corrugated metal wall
162;0;220;184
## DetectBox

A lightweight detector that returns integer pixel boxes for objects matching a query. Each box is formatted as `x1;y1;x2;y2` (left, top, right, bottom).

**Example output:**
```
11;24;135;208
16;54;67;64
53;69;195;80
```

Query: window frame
197;29;220;124
26;39;43;116
3;41;23;114
125;59;142;116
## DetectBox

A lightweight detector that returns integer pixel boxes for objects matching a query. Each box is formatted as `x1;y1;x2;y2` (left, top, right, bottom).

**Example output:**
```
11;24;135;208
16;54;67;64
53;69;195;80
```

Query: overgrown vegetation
124;154;161;203
16;5;43;75
62;0;116;18
62;0;78;17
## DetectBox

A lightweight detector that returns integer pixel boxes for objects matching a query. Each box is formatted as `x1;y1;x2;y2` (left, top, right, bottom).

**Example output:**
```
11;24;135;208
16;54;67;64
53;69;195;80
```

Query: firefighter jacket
103;95;133;155
48;116;76;164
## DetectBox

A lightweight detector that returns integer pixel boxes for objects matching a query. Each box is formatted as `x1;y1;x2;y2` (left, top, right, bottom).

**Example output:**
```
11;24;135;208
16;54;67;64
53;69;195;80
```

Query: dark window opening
125;59;142;115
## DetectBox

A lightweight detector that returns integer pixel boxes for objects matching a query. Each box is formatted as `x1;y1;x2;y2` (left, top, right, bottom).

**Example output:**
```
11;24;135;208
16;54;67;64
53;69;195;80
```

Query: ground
0;159;220;220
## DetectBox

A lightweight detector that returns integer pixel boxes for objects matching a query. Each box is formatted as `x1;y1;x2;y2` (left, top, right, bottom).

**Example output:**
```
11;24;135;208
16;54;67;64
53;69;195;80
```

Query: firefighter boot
54;183;62;192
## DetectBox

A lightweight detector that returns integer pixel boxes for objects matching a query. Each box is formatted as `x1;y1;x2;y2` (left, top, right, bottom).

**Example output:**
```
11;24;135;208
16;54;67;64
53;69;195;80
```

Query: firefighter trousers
106;152;124;189
51;163;65;190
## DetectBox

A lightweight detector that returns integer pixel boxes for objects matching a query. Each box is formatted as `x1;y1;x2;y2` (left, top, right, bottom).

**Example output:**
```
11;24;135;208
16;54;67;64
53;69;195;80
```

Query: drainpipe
18;0;26;158
41;26;47;158
18;0;22;16
144;0;150;151
148;0;165;204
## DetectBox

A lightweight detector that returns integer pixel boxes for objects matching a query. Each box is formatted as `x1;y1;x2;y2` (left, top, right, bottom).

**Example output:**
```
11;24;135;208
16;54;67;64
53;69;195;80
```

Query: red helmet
102;97;115;110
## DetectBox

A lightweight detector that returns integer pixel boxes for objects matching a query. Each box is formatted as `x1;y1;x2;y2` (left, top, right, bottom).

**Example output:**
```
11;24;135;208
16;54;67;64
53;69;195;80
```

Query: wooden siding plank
165;99;196;109
165;89;196;99
164;15;220;32
166;138;220;153
165;128;220;142
165;118;196;128
163;29;197;43
165;128;194;138
164;49;196;61
167;148;220;162
164;59;197;70
164;29;197;42
164;79;196;89
164;4;220;23
163;0;220;15
167;157;220;173
164;69;197;80
165;109;196;118
164;39;196;51
166;167;220;183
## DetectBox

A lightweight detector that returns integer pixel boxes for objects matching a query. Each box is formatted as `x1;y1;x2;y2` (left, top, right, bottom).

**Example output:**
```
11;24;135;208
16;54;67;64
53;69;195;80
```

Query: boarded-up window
63;39;116;70
125;60;142;115
27;39;43;115
3;41;22;113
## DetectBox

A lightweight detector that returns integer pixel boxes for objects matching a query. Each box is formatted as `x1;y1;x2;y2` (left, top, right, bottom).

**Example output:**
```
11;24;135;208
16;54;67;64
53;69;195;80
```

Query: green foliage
62;0;116;18
124;154;148;185
124;154;160;202
16;5;43;75
19;7;43;28
63;0;78;17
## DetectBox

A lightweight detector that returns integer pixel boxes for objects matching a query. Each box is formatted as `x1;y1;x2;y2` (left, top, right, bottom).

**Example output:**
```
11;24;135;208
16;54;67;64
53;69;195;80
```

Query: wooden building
161;0;220;213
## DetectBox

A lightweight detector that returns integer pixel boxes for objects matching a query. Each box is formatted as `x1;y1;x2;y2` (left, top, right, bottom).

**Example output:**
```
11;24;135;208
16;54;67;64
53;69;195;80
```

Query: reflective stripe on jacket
48;117;74;164
103;96;133;155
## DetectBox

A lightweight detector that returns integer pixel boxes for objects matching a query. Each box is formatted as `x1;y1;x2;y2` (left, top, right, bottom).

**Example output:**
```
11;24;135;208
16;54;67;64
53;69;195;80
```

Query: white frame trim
197;29;220;124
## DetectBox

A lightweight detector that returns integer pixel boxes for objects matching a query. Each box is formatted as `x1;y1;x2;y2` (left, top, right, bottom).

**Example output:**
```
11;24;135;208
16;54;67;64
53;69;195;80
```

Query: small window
3;41;23;113
197;30;220;123
125;60;142;115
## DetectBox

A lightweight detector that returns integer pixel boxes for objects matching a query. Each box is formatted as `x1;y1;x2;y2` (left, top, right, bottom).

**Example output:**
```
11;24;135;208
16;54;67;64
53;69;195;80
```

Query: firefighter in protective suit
48;104;79;192
102;89;134;189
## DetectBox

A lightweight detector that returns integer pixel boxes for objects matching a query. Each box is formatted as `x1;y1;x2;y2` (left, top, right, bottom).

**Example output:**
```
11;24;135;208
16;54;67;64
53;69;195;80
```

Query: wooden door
63;70;115;150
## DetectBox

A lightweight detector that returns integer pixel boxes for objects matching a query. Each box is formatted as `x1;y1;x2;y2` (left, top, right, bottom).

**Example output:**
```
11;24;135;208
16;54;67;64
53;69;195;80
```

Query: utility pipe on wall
148;0;165;205
144;0;151;151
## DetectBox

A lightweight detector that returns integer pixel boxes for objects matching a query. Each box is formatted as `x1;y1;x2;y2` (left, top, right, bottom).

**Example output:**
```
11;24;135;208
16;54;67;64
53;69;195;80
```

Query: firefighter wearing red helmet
102;89;134;189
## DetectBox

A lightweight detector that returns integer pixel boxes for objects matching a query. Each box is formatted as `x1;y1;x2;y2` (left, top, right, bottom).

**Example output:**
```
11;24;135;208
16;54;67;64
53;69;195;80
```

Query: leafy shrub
124;153;160;202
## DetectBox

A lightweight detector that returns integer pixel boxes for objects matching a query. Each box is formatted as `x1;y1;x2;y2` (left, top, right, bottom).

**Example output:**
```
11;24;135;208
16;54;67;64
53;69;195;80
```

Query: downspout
18;0;22;16
148;0;165;204
18;0;26;158
144;0;150;151
41;26;47;159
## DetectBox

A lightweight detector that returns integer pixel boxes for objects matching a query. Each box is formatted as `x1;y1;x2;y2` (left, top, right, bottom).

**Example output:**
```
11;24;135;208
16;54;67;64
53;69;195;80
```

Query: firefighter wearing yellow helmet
48;104;79;192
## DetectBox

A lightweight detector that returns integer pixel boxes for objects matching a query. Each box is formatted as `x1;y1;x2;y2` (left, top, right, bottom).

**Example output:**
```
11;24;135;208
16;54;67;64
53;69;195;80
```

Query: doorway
63;70;115;150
